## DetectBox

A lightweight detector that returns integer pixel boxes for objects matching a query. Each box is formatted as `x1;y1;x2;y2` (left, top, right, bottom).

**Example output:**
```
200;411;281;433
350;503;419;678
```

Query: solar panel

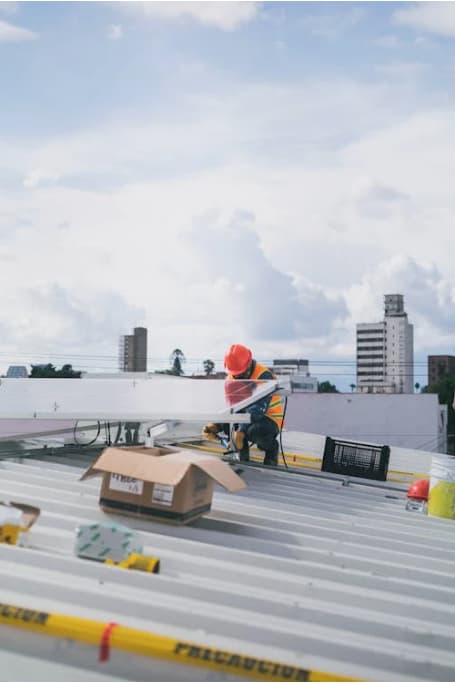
0;419;103;443
0;376;279;424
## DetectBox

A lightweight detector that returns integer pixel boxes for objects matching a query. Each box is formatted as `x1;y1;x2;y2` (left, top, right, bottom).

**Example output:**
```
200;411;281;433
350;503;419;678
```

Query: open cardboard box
80;445;247;525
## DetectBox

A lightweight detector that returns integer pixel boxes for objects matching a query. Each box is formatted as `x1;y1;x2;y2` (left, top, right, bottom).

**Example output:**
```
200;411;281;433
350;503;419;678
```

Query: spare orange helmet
407;479;429;501
224;344;252;376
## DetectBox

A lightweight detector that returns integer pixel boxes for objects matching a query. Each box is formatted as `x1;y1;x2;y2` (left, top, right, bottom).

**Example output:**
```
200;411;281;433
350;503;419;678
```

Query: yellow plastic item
428;481;455;519
0;502;40;545
0;524;24;545
104;553;160;573
428;455;455;519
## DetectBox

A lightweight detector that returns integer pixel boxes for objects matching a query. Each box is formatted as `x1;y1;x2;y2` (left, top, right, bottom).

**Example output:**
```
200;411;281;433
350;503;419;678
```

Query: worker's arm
237;394;272;431
202;422;229;441
237;368;274;429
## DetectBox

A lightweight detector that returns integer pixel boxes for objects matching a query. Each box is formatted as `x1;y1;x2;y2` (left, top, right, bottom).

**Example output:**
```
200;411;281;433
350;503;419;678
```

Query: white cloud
123;1;260;31
0;283;145;371
414;35;432;47
7;77;423;189
344;256;455;351
394;2;455;38
375;61;429;78
0;18;37;42
347;178;412;220
183;211;347;343
23;168;60;189
107;24;123;40
302;7;366;39
2;76;455;369
373;33;432;50
372;34;403;49
0;2;17;15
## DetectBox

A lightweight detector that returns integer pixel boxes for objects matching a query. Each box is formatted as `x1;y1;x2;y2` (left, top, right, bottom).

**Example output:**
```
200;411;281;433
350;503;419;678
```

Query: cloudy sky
1;1;455;387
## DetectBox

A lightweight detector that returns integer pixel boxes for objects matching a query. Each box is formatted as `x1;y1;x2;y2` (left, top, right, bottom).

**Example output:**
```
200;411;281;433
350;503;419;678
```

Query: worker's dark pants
218;418;279;465
240;417;279;466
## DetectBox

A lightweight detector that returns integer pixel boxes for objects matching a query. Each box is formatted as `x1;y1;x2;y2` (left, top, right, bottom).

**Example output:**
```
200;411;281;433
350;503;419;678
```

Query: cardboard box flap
80;446;232;487
80;465;104;481
0;502;41;529
192;458;247;492
80;446;176;481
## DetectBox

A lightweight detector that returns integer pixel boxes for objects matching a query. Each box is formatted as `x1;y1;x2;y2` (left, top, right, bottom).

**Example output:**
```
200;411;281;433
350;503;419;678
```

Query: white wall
284;393;446;452
282;429;435;476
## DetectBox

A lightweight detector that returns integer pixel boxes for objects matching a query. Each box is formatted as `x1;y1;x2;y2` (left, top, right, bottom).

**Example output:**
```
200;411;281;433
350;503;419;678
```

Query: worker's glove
233;430;246;451
202;423;219;442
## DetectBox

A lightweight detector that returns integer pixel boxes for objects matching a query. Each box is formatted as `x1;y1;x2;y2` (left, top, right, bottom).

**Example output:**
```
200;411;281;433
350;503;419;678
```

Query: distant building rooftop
6;366;28;378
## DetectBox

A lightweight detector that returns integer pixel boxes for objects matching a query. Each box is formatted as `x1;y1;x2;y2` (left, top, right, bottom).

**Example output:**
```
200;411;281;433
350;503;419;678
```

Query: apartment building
271;359;318;392
118;327;148;372
356;294;414;393
428;355;455;385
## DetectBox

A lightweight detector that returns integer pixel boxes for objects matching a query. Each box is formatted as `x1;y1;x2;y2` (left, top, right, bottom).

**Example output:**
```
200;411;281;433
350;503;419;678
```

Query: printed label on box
152;483;174;506
110;473;144;495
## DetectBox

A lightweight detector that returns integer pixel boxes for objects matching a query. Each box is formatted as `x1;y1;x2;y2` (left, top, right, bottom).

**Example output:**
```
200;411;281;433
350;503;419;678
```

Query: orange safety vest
228;362;284;429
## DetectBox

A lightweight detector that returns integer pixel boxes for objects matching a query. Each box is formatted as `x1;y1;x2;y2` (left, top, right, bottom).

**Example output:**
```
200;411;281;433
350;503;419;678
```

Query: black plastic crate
322;437;390;481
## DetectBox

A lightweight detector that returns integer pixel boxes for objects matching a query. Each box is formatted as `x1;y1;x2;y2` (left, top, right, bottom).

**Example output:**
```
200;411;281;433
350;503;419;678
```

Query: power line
0;350;443;365
0;361;440;372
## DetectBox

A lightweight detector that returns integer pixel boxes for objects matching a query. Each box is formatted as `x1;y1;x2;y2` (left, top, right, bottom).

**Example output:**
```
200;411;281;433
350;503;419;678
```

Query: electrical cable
279;395;288;469
113;422;122;444
73;420;101;447
104;421;112;446
414;435;444;452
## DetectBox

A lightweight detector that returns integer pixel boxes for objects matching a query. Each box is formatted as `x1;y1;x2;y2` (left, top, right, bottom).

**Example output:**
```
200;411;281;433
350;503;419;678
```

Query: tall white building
356;294;414;393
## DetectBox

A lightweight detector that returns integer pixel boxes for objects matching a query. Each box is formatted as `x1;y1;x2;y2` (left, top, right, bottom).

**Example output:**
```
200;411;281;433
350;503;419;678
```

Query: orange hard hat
407;479;429;501
224;344;252;376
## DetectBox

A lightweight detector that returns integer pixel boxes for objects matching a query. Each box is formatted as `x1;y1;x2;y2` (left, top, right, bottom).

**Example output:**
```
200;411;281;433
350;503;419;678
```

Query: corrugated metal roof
0;447;455;682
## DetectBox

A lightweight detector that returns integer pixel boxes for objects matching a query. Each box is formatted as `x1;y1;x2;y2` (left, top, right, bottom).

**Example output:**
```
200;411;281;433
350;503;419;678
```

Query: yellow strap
105;553;160;573
0;601;360;681
188;443;428;483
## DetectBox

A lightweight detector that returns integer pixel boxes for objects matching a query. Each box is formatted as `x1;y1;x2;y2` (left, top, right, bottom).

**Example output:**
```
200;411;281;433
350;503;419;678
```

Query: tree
422;373;455;454
415;382;420;393
30;363;56;378
203;359;215;376
318;380;339;393
29;363;81;378
421;374;455;405
169;349;185;376
350;383;356;392
57;364;81;378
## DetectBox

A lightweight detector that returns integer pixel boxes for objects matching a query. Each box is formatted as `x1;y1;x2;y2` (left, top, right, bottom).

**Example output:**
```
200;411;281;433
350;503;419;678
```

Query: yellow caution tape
182;442;428;483
181;442;321;468
0;601;360;681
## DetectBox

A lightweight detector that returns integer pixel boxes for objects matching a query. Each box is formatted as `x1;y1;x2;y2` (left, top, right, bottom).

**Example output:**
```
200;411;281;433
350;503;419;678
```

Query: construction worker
203;344;283;466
